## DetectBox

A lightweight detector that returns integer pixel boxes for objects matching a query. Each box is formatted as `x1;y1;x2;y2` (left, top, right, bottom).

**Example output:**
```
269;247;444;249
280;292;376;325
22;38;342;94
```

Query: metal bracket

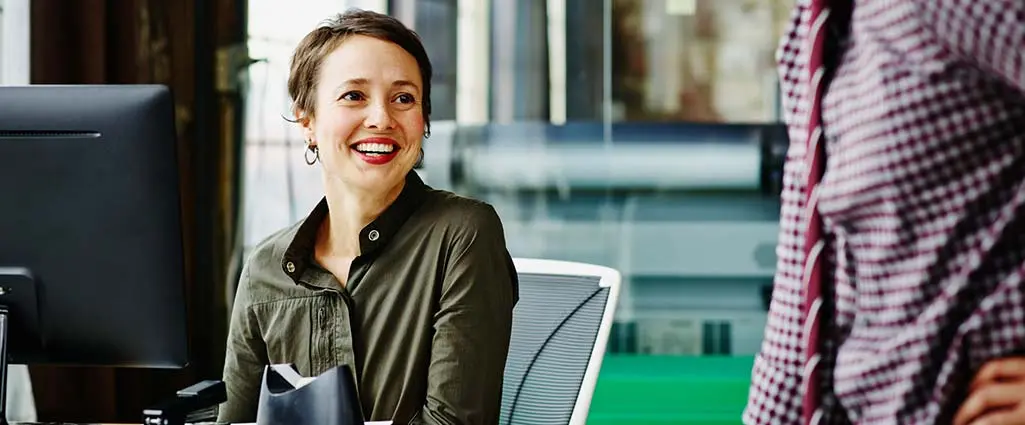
215;43;263;94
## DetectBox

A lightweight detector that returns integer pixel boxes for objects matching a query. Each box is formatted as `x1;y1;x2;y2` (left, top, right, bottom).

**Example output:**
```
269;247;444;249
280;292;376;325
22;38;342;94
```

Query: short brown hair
287;9;433;135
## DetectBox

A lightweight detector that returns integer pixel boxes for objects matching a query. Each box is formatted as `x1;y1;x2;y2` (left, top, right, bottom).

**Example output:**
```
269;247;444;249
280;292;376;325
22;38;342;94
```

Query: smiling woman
218;9;519;425
300;34;425;186
288;11;432;200
297;34;424;183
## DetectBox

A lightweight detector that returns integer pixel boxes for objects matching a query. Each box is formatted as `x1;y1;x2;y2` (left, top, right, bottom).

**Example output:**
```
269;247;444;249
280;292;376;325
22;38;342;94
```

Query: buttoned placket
302;268;360;391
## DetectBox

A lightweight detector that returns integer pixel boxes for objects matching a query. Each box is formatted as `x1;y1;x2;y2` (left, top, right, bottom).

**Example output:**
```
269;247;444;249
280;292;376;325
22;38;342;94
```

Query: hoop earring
304;140;319;165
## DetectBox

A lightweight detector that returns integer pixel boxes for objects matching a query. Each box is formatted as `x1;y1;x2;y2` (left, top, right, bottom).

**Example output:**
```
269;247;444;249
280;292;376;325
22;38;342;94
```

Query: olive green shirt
217;172;518;424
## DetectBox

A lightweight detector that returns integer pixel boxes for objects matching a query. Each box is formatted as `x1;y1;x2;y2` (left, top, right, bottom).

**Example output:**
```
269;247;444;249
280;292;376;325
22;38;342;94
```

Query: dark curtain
28;0;245;421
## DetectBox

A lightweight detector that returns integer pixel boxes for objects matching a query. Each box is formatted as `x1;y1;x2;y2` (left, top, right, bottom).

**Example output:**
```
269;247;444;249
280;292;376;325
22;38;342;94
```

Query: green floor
587;355;754;425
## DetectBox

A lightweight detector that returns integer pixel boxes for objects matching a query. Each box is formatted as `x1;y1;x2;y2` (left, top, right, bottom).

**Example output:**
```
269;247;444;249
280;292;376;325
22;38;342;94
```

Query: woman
218;9;518;425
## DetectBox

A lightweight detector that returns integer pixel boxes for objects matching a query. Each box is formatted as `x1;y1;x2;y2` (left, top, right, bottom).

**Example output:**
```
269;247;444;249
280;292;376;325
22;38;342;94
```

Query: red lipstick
351;137;400;165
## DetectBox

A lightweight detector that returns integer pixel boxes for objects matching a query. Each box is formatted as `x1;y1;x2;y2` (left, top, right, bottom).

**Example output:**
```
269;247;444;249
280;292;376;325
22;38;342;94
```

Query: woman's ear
296;108;315;145
301;124;316;147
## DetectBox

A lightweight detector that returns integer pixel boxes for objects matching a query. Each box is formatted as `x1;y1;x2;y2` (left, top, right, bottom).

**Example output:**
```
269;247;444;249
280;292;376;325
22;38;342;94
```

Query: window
611;0;792;122
0;0;31;85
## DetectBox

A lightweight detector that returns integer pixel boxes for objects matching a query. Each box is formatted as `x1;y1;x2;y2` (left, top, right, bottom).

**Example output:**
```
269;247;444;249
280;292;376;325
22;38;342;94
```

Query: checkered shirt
745;1;1025;424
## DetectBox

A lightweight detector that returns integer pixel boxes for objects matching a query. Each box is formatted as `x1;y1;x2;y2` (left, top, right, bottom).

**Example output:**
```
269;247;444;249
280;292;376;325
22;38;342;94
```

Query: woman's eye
340;91;365;102
394;93;416;104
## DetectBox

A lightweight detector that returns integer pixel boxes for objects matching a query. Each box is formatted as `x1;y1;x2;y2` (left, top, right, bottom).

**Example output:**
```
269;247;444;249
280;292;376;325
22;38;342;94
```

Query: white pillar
547;0;566;124
455;0;489;124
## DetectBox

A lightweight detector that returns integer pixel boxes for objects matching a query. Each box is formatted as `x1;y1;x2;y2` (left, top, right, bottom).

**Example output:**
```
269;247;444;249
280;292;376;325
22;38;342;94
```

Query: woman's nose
363;100;393;129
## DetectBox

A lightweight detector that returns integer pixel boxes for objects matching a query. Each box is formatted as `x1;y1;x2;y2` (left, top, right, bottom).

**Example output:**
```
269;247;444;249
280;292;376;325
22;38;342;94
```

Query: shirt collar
280;171;430;284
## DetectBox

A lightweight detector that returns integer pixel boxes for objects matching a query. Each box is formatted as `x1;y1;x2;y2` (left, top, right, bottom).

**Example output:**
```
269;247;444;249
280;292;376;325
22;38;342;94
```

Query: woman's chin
328;167;408;194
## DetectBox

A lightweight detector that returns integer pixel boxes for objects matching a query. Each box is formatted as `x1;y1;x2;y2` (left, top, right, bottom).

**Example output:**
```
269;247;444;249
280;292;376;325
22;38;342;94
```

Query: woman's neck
318;177;405;258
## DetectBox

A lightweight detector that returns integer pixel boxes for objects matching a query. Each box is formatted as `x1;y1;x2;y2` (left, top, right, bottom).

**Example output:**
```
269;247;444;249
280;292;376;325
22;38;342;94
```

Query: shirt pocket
253;296;319;377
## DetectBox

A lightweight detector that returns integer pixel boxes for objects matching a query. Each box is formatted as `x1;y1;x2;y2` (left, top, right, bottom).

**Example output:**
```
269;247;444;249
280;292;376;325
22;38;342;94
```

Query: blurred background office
2;0;793;423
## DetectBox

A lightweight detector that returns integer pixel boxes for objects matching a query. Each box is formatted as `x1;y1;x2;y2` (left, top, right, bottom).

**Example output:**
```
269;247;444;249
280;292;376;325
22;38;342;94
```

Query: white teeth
354;142;395;153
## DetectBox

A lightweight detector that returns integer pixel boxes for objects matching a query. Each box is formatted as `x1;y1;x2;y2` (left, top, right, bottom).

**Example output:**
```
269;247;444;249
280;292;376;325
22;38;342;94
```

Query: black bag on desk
256;363;365;425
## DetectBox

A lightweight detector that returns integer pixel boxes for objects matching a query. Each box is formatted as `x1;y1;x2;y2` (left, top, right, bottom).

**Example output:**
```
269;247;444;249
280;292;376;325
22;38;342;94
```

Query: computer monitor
0;85;189;422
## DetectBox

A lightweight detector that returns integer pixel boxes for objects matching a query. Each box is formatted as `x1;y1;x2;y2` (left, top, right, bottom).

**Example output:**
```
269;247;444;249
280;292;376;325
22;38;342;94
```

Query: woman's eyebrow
332;78;420;95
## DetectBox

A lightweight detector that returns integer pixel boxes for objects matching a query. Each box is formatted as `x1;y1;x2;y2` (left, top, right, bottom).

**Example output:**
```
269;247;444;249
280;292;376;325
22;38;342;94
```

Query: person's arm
216;265;269;423
415;204;519;425
914;0;1025;91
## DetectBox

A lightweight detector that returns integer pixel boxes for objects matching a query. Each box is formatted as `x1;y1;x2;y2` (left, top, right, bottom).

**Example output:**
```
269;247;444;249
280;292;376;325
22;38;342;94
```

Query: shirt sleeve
217;264;269;423
414;203;519;425
914;0;1025;92
744;2;813;424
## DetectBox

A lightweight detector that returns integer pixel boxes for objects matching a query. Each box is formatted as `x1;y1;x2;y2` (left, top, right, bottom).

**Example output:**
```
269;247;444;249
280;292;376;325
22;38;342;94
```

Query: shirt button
285;261;296;273
368;229;380;241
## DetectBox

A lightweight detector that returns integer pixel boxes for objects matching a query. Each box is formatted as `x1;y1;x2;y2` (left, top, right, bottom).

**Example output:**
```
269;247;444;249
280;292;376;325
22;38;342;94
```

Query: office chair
499;258;621;425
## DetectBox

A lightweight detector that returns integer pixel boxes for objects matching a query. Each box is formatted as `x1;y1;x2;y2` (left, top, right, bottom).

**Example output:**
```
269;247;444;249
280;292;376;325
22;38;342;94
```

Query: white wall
0;0;31;85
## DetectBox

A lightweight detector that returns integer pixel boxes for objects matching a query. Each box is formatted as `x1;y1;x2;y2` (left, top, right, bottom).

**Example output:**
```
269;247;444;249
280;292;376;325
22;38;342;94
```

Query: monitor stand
0;268;226;425
0;304;11;425
0;268;42;425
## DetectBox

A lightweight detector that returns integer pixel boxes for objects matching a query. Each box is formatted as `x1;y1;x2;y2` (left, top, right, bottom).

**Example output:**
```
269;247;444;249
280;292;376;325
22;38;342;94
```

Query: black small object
761;283;774;311
257;364;365;425
143;380;227;425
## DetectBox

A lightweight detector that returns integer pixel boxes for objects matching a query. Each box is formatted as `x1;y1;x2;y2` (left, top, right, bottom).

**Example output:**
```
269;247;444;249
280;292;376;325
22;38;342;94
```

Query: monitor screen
0;85;188;368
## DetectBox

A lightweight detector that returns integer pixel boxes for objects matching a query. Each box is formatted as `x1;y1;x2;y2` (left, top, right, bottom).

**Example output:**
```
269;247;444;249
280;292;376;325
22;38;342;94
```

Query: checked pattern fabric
745;1;1025;424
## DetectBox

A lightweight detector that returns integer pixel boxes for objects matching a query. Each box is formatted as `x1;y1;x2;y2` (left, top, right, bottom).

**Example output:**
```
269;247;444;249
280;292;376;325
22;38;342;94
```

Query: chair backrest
499;258;621;425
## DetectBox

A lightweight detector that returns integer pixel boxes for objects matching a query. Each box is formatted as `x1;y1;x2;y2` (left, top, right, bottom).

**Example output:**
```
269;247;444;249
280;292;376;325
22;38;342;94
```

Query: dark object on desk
0;85;190;425
143;380;227;425
256;364;364;425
